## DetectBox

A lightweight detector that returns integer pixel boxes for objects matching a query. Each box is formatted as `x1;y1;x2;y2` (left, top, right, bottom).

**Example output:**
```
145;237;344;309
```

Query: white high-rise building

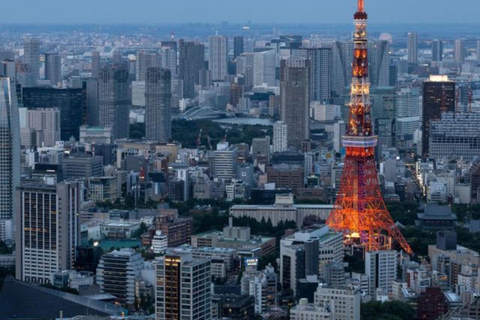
0;78;20;240
212;145;238;181
253;49;276;87
209;35;228;81
273;121;288;153
365;250;398;296
407;33;418;64
454;39;466;64
314;286;361;320
15;181;81;284
155;251;211;320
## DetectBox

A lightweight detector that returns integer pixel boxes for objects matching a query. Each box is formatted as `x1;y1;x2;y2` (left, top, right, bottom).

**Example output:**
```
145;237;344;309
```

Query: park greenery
130;119;273;148
361;300;415;320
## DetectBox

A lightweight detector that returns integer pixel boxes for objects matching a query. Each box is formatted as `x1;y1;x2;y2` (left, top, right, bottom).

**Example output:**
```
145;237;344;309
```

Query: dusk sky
1;0;476;24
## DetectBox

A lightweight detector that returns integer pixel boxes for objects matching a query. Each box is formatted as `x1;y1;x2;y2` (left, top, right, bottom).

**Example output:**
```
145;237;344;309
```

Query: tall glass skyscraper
0;78;20;240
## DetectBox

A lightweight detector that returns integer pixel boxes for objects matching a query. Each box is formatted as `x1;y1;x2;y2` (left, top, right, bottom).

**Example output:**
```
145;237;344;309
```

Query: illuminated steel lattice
326;0;413;255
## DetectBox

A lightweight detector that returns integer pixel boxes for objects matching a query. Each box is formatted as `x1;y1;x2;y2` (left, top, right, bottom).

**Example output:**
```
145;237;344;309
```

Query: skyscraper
233;36;244;60
160;47;177;76
91;51;101;78
155;251;212;320
432;40;443;62
305;47;332;103
209;35;228;81
280;58;310;150
15;180;81;283
368;40;390;87
179;40;205;99
99;64;131;139
23;87;84;141
136;50;161;82
331;41;354;103
407;32;418;64
145;67;171;142
45;53;61;87
23;37;40;87
477;41;480;65
422;75;456;158
253;49;276;87
454;39;466;64
0;78;20;240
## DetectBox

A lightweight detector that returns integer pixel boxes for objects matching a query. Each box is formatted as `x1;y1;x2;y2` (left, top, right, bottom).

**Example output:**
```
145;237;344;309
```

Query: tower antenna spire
358;0;364;12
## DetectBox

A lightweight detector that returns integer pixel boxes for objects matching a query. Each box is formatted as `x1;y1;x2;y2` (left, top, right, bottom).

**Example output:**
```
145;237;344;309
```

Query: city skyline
2;0;479;25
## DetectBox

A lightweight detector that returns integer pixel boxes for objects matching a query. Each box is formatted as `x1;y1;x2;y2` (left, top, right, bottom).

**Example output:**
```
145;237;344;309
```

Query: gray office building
23;37;40;87
45;53;61;87
280;59;310;150
145;67;172;143
62;155;103;179
179;40;205;99
99;64;131;139
0;79;20;230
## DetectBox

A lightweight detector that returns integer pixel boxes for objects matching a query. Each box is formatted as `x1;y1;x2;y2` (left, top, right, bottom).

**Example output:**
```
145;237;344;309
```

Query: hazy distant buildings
209;35;228;81
179;40;205;99
233;36;244;60
331;41;353;103
15;181;81;284
454;39;466;64
432;40;443;62
136;50;160;82
422;75;456;158
368;40;390;87
145;67;171;143
23;37;40;87
99;65;131;139
91;51;101;78
253;49;276;87
0;79;20;238
280;58;310;150
305;47;331;103
408;33;418;64
45;53;61;86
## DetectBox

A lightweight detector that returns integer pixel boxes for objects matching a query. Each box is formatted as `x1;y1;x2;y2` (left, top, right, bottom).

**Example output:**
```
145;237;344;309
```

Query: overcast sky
2;0;476;24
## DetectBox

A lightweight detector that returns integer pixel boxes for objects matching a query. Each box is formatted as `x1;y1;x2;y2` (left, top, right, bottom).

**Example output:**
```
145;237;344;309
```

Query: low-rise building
230;193;333;226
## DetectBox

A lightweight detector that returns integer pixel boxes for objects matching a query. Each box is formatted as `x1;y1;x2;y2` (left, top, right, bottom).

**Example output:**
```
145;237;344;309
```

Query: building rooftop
0;277;124;319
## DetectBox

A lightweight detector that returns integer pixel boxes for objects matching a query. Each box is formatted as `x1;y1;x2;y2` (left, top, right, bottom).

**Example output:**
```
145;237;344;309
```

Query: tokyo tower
326;0;413;255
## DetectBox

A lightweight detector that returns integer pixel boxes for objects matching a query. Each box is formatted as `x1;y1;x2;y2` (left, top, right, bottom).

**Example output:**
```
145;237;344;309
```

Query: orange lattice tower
326;0;413;255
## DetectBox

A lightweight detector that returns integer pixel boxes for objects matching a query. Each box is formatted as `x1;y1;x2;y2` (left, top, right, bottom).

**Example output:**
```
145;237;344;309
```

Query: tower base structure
327;141;413;255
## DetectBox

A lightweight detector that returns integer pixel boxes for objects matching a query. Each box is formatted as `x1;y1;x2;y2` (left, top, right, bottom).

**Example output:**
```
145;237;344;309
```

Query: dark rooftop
0;277;124;320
